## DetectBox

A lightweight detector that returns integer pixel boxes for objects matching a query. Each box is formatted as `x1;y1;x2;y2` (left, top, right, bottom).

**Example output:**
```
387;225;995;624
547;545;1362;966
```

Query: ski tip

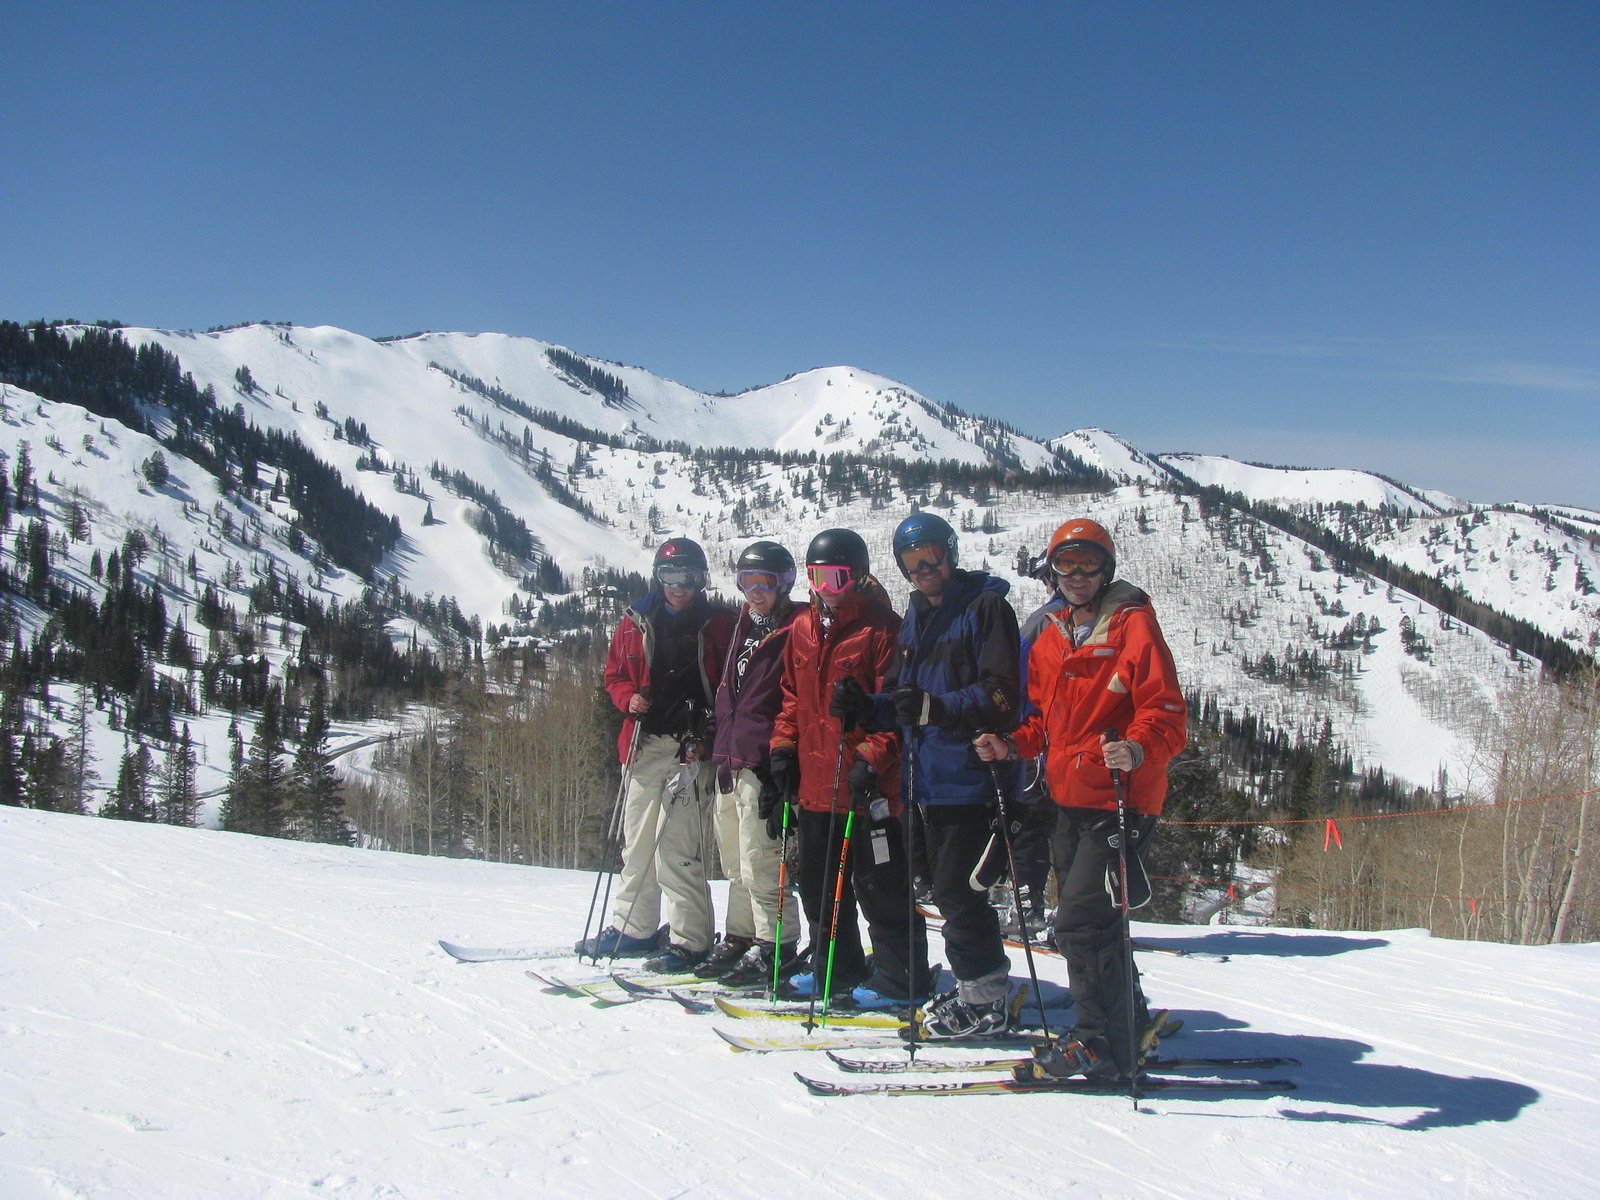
794;1072;846;1097
608;973;651;996
668;989;716;1013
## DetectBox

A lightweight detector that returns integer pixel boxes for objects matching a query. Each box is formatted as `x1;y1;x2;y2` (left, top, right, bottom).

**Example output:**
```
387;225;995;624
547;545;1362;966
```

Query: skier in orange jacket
976;517;1185;1077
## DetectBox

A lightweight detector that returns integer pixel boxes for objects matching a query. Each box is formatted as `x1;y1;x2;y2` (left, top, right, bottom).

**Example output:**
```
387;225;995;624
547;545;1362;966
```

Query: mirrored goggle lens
1050;549;1105;578
656;567;704;589
898;542;946;575
736;570;780;594
807;564;855;594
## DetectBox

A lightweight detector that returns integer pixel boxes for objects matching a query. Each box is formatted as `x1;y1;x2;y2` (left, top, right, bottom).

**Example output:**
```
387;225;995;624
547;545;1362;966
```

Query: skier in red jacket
578;538;735;971
976;517;1186;1076
768;529;931;1006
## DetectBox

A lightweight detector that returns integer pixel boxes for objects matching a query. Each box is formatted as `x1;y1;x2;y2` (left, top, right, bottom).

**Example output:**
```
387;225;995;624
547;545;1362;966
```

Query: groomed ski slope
4;807;1598;1199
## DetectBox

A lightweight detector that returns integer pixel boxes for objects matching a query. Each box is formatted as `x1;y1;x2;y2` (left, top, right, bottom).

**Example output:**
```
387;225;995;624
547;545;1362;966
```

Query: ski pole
771;791;793;1001
819;807;856;1024
1105;727;1140;1106
808;715;853;1032
982;752;1052;1047
581;718;641;965
900;644;923;1058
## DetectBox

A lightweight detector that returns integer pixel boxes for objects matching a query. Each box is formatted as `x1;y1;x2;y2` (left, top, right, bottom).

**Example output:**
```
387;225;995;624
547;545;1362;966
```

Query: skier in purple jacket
699;541;805;987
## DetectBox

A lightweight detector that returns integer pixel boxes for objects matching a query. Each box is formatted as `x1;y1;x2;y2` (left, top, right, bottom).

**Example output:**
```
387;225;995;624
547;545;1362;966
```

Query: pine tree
237;685;288;837
160;723;199;827
11;441;34;510
220;718;245;831
22;731;70;813
104;741;155;821
290;678;352;845
0;720;25;807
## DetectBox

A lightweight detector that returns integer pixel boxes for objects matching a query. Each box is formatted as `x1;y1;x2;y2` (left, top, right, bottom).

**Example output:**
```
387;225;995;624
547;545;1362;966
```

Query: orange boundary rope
1162;784;1600;828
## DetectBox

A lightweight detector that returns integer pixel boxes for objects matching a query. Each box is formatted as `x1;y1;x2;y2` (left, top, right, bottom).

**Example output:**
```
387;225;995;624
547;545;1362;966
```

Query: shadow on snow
1163;1009;1538;1131
1136;929;1391;959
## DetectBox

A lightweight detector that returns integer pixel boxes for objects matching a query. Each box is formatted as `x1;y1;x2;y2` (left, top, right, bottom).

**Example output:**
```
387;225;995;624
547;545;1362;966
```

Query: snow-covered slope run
4;807;1598;1200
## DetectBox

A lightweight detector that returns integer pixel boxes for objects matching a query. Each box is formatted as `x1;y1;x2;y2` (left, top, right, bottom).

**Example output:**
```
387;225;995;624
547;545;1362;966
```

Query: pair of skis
799;1038;1299;1097
795;1068;1296;1098
438;939;576;964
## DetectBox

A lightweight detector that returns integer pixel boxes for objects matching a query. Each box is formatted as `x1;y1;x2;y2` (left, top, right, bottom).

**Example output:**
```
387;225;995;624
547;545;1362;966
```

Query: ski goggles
655;566;706;590
735;570;780;594
897;541;947;576
1049;547;1107;579
806;564;856;595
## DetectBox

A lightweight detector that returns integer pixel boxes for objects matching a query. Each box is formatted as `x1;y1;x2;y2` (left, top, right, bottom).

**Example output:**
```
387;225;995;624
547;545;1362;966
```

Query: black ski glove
847;758;879;808
1093;812;1158;910
893;684;944;727
768;747;797;803
829;677;873;731
763;747;799;840
1092;811;1158;851
758;777;791;840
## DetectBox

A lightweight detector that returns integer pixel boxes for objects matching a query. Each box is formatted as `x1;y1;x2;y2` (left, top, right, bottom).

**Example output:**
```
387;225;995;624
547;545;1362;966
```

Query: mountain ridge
2;319;1597;810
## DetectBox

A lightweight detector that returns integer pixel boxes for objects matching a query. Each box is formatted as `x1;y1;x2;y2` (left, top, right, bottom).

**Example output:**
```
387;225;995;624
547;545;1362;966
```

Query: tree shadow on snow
1162;1009;1539;1131
1137;929;1390;959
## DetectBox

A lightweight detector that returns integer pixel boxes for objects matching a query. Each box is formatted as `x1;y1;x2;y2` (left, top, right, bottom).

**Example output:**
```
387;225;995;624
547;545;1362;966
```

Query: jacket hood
809;573;897;621
630;590;730;624
1079;579;1152;645
908;569;1009;617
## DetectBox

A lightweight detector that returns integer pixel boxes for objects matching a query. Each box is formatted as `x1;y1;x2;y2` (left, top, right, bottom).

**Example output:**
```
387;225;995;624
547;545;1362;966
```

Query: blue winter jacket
875;571;1023;807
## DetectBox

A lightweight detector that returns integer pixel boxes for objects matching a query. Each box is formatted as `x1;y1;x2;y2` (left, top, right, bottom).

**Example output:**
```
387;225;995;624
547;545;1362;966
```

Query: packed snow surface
4;809;1598;1199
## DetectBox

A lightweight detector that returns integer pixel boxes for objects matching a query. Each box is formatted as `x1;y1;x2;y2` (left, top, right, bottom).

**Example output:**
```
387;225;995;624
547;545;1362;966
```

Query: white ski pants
610;734;714;953
714;767;800;947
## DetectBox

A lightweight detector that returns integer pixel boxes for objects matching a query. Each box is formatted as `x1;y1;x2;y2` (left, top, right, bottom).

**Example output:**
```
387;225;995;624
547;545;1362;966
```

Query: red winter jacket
603;591;736;763
771;580;903;814
1009;581;1186;817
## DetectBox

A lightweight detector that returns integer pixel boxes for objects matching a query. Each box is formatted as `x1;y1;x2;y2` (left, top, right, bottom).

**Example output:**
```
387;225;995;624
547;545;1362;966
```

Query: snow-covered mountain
1156;452;1461;513
3;321;1598;808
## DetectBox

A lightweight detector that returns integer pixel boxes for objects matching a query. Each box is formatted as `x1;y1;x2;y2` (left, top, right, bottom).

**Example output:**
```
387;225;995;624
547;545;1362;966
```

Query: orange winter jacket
771;580;903;814
1010;580;1186;817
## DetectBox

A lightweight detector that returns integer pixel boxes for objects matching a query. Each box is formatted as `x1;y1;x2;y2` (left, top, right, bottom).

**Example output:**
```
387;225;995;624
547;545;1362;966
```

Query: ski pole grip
1103;728;1124;784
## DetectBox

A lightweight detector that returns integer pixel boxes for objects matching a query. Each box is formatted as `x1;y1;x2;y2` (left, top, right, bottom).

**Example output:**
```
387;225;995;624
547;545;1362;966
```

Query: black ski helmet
735;539;797;593
653;537;709;589
891;511;959;579
805;528;870;576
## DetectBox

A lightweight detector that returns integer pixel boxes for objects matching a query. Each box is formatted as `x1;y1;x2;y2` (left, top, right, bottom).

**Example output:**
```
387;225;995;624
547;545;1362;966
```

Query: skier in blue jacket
831;511;1023;1035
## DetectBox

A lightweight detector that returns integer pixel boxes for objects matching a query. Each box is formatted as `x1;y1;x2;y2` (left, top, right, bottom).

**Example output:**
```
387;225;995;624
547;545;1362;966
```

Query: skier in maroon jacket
696;540;805;987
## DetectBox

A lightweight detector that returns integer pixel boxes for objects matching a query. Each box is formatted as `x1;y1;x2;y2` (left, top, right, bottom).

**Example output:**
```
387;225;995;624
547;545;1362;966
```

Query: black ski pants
1051;807;1158;1072
1011;786;1057;898
922;803;1010;985
794;805;930;999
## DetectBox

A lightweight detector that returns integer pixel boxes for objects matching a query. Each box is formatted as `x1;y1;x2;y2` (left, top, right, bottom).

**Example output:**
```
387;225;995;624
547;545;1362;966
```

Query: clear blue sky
5;1;1596;507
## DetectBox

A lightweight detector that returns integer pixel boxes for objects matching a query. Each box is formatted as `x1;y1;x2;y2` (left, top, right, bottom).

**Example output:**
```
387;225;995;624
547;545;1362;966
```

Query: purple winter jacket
707;599;802;793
